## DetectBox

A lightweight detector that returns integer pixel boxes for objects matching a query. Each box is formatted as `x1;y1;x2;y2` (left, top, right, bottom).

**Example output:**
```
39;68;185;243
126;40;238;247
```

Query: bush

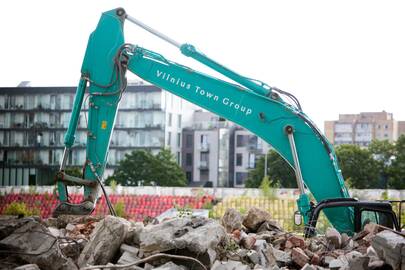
2;202;40;217
113;200;127;218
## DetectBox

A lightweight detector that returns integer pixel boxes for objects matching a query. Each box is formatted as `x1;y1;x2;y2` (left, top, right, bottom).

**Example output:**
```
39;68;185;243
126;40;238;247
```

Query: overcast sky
0;0;404;129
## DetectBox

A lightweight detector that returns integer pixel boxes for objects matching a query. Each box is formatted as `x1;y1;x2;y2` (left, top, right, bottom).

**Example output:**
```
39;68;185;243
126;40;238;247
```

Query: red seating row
0;193;213;222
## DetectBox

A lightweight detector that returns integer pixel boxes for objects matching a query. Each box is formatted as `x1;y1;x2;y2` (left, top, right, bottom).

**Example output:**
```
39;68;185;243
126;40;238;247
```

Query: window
168;113;172;127
167;132;171;145
200;170;209;181
235;172;248;186
177;115;182;128
177;152;181;164
186;171;192;182
360;210;394;230
236;153;243;166
186;153;193;166
186;134;193;147
248;153;255;168
200;134;208;149
385;124;389;130
236;135;248;147
177;133;181;147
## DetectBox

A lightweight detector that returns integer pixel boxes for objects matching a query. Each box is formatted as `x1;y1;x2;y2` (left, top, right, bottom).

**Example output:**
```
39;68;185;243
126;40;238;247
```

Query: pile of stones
0;207;404;270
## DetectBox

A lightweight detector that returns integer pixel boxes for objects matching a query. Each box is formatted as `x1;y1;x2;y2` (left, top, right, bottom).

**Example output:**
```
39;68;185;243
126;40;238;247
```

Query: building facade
181;111;268;187
229;128;269;187
0;83;193;186
324;111;400;146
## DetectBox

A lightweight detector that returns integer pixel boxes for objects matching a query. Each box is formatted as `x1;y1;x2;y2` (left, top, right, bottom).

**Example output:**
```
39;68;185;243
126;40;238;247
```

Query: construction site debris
0;207;404;270
242;207;272;232
78;215;131;267
0;219;77;270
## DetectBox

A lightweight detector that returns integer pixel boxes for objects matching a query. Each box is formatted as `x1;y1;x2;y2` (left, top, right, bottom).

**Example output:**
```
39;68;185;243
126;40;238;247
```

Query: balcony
199;160;209;170
199;144;209;152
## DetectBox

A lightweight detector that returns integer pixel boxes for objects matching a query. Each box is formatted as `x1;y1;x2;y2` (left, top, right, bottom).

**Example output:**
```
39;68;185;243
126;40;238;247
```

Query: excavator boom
55;8;355;234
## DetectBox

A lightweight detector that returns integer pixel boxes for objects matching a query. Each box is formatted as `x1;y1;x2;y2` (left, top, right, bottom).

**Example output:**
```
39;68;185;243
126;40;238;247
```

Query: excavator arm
54;8;354;234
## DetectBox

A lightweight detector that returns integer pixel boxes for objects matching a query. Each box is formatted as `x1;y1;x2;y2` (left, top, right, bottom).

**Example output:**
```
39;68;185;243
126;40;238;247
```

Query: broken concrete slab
140;217;226;267
0;216;35;240
78;215;131;268
328;255;348;270
346;250;369;270
153;261;188;270
247;249;260;264
242;207;272;232
372;230;405;270
211;260;250;270
221;208;243;233
13;264;41;270
0;220;77;270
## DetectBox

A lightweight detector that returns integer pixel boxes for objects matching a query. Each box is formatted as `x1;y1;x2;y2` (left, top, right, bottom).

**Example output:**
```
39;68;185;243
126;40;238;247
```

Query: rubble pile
0;207;404;270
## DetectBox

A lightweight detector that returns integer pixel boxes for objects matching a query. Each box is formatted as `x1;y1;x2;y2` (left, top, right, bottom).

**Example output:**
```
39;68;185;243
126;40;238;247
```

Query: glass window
167;132;171;146
186;134;193;147
236;135;247;147
235;172;248;185
168;113;172;127
186;171;192;182
186;153;193;166
177;133;181;147
200;170;209;181
248;153;255;168
236;153;243;166
177;115;182;128
361;210;394;230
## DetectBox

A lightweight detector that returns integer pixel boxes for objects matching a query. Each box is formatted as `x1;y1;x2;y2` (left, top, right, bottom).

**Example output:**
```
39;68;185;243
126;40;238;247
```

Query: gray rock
340;233;349;248
78;215;131;267
323;255;335;265
325;228;341;249
140;217;225;267
211;260;250;270
243;207;272;232
65;223;76;232
328;255;348;270
247;250;260;265
372;230;405;270
301;264;316;270
0;220;77;270
13;264;40;270
273;248;292;264
222;208;243;233
0;216;34;240
120;243;139;255
124;222;144;245
153;262;187;270
368;260;386;269
117;251;140;265
346;251;369;270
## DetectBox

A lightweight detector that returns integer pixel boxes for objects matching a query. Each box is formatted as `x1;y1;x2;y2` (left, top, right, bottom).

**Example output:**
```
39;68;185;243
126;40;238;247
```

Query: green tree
108;149;186;187
368;139;395;188
245;150;296;188
388;135;405;189
335;144;380;188
152;148;187;187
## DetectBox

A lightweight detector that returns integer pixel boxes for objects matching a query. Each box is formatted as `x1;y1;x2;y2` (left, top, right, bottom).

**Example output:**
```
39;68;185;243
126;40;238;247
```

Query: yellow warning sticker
101;121;107;129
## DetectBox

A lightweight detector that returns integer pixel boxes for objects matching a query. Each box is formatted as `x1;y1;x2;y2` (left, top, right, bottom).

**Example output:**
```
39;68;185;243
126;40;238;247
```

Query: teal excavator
53;8;401;236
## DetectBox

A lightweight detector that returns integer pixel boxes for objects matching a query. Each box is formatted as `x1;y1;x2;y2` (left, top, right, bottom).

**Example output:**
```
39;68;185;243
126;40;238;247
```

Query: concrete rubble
0;208;404;270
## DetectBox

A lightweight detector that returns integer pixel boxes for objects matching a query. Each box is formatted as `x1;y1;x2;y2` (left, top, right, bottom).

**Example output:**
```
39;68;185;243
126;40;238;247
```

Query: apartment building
0;82;193;186
229;128;269;187
324;111;400;146
182;111;268;187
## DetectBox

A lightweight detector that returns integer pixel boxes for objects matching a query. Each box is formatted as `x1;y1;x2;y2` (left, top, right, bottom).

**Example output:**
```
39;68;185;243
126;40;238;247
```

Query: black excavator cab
303;198;403;238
